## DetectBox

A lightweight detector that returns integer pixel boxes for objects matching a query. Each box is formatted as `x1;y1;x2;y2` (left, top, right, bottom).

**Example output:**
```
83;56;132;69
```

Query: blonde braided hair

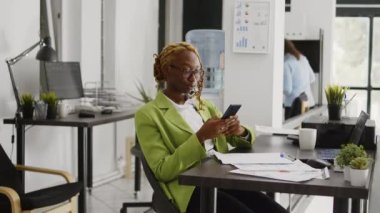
154;42;205;109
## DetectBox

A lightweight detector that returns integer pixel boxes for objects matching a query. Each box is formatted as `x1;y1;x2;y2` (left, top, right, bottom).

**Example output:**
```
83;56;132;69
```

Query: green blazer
135;91;255;213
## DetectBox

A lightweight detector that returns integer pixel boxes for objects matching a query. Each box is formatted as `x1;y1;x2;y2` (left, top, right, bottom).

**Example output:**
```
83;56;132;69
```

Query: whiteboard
233;0;270;54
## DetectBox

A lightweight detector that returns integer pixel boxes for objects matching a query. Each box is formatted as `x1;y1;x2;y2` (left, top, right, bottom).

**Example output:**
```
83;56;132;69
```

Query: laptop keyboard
317;149;340;160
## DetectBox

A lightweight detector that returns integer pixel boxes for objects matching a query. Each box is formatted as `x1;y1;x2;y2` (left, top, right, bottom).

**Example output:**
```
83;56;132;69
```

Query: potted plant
336;143;367;181
20;93;35;119
349;156;371;186
126;81;153;104
325;85;348;120
41;92;59;119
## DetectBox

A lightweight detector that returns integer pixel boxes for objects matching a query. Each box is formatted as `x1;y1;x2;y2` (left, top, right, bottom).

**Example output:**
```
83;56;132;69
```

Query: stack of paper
233;160;317;172
214;152;328;182
255;125;299;135
214;152;293;164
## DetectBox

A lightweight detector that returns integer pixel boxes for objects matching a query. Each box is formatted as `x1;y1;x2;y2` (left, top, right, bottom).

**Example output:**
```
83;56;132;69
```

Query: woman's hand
196;118;227;143
224;115;246;137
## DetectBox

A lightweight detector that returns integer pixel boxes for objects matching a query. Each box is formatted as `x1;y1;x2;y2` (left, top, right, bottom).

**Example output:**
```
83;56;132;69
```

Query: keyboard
317;149;340;160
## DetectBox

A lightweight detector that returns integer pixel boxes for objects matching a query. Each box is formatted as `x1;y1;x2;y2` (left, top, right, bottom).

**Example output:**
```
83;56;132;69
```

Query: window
372;18;380;87
343;90;367;117
334;4;380;134
333;18;369;87
371;91;380;129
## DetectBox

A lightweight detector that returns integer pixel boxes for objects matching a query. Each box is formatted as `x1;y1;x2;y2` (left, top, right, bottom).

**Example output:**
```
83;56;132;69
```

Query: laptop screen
41;62;84;100
348;111;370;145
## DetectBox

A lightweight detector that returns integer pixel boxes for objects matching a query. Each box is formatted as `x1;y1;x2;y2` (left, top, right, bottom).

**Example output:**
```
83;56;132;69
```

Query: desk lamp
5;36;58;119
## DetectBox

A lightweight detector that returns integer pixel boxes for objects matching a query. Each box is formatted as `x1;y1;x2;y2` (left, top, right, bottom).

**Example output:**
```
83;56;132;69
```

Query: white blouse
165;96;215;156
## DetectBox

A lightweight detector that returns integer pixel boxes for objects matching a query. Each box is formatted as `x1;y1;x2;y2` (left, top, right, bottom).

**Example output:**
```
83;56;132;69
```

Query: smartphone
221;104;241;119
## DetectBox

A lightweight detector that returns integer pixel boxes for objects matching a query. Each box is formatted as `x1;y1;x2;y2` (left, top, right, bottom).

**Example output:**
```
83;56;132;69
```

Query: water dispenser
185;30;225;109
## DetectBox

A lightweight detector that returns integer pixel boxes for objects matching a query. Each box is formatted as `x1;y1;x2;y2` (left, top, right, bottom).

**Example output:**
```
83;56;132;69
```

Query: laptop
316;111;370;161
41;62;84;100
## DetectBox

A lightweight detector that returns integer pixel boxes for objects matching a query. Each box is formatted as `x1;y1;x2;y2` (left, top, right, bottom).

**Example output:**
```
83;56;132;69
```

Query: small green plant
20;93;35;107
127;81;153;103
336;143;367;168
40;92;59;107
325;85;348;106
350;157;370;170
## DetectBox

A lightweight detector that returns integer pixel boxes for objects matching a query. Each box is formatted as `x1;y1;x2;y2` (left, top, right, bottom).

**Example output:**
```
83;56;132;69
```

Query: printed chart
233;0;270;54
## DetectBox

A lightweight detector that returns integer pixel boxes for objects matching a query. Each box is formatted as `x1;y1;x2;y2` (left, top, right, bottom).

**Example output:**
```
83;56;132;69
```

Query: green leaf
336;143;367;167
350;156;370;170
20;93;35;106
126;80;153;104
40;91;59;106
324;84;348;106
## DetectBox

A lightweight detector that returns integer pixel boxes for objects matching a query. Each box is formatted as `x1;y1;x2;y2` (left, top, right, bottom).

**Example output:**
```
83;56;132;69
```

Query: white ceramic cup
299;128;317;150
58;102;71;118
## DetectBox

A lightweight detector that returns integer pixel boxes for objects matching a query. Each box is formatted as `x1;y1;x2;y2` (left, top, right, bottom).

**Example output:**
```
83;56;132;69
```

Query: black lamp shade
36;37;58;62
36;45;57;62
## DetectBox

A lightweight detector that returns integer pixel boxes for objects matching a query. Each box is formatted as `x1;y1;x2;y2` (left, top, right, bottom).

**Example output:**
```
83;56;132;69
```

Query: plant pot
350;168;368;187
327;104;342;120
46;105;57;120
22;106;34;119
343;166;350;182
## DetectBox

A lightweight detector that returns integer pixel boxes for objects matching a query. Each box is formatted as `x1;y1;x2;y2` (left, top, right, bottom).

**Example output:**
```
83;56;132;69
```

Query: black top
3;109;136;128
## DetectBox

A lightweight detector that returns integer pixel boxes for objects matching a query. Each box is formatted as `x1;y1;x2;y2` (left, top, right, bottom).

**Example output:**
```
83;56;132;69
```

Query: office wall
112;0;159;182
61;0;159;184
0;0;159;190
0;0;40;120
0;0;73;191
165;0;285;126
114;0;159;96
223;0;285;127
62;0;120;182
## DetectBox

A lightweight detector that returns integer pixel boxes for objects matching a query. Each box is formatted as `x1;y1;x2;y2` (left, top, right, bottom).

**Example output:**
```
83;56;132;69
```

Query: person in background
135;42;288;213
283;39;316;119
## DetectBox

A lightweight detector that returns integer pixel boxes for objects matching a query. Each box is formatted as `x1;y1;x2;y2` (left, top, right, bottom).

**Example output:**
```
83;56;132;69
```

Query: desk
3;109;136;213
179;135;375;213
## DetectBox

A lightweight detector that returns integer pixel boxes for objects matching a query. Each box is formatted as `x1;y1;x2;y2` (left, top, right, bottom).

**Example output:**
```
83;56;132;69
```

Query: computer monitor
41;62;84;99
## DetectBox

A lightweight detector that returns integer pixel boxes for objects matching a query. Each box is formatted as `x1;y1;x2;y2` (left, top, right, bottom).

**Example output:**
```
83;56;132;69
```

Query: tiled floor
87;176;153;213
87;175;333;213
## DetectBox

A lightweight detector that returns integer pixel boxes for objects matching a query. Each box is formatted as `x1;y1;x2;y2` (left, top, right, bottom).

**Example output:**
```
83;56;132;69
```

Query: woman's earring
157;81;166;90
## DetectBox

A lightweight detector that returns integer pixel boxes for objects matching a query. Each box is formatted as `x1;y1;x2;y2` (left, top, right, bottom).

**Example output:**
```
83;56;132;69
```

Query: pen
280;152;296;161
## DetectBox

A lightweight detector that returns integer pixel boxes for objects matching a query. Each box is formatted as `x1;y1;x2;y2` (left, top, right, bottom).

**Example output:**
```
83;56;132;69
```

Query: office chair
120;138;179;213
0;144;82;213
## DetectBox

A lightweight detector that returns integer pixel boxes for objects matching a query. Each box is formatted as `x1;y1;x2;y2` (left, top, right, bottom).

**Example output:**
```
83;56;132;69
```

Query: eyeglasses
170;64;202;79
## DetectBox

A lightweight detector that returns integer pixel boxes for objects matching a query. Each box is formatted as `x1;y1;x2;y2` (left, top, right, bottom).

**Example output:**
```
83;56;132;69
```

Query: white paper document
215;151;329;182
230;160;329;182
233;160;318;172
214;152;293;165
255;125;299;135
230;169;322;182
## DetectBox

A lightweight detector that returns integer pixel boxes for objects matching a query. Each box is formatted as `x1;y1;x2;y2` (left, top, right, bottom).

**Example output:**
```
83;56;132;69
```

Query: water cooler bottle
185;29;225;110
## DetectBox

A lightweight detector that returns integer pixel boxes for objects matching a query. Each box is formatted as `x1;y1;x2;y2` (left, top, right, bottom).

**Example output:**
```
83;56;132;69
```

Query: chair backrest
290;92;309;117
132;139;179;213
0;144;23;194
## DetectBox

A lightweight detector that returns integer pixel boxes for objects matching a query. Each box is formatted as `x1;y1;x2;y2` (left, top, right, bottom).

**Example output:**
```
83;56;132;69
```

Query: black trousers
186;187;288;213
